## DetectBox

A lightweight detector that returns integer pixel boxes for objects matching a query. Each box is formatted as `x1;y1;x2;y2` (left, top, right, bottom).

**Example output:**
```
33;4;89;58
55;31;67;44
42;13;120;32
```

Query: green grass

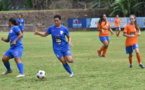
0;31;145;90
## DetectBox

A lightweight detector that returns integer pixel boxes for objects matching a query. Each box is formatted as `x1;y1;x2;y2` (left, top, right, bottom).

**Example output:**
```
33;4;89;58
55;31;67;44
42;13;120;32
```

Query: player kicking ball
34;14;74;77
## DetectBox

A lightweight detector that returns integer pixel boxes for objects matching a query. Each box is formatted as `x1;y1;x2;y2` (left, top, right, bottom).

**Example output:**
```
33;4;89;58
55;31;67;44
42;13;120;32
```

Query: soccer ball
36;70;46;79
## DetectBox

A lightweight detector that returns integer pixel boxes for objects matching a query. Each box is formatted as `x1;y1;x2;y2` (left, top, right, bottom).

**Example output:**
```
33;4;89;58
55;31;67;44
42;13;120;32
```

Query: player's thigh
59;56;67;64
11;47;23;58
64;50;73;63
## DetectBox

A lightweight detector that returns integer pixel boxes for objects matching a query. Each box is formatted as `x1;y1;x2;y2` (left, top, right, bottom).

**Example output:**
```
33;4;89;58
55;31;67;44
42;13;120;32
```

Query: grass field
0;31;145;90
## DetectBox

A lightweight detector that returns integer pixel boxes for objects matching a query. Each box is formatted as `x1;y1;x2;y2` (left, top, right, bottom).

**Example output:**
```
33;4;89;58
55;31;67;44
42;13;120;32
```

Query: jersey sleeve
45;27;51;34
64;27;70;35
123;25;128;33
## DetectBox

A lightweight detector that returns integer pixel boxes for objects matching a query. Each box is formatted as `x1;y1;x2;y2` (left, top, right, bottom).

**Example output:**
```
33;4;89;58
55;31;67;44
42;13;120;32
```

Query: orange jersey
114;18;120;27
123;24;138;47
97;21;110;36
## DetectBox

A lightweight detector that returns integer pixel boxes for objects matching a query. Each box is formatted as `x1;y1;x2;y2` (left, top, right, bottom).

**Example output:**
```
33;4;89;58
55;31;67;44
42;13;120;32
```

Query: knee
2;57;7;63
67;59;74;63
129;54;133;57
104;44;109;48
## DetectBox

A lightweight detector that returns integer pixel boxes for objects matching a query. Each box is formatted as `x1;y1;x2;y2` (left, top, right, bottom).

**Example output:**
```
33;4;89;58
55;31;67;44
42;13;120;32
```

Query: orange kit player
97;14;114;57
114;15;121;36
123;14;144;68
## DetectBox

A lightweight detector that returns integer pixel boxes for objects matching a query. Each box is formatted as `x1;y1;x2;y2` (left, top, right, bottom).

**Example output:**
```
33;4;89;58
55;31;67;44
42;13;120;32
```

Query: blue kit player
17;14;25;33
1;18;25;77
34;14;74;77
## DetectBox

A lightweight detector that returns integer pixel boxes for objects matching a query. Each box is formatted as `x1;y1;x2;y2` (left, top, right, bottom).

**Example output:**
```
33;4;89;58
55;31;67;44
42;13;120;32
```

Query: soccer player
97;14;114;57
1;18;25;77
123;14;144;68
34;14;74;77
17;14;25;33
114;15;121;36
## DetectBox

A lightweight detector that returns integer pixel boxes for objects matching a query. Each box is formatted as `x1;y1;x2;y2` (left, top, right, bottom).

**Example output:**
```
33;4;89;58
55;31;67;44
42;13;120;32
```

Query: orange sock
136;54;141;64
99;47;104;52
128;57;132;64
102;49;107;56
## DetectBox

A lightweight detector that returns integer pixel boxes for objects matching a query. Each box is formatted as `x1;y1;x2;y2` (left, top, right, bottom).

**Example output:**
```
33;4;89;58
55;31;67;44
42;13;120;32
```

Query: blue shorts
4;47;23;58
54;49;72;59
116;27;120;30
126;44;138;54
99;36;110;42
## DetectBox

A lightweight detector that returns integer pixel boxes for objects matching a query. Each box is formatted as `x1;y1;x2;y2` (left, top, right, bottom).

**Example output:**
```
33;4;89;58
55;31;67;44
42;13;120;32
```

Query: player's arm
1;36;10;42
137;28;141;36
66;35;73;47
109;28;114;35
12;31;23;45
34;31;49;37
123;32;134;38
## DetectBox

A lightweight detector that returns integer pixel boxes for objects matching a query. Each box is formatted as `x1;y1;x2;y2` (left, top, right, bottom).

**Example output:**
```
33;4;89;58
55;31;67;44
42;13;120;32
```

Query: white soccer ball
36;70;46;79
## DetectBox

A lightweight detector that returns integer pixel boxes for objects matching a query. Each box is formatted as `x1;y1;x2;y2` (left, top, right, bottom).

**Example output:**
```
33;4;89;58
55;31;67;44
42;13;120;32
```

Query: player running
97;14;114;57
34;14;74;77
17;14;25;33
123;14;144;68
1;18;25;77
114;15;121;36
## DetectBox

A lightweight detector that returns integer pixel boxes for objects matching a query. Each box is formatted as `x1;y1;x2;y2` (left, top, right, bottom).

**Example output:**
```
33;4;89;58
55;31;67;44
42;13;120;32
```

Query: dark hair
19;14;23;18
130;14;139;30
54;14;61;20
98;14;106;25
9;18;18;25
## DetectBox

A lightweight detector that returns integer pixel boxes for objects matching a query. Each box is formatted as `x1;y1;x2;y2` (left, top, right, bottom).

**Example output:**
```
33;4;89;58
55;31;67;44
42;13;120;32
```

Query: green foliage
0;0;11;11
25;0;33;7
1;31;145;89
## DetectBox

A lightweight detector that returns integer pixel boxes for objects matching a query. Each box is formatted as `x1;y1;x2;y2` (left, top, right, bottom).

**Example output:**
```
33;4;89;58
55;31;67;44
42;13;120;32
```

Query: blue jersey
46;25;70;51
9;26;23;49
17;19;25;31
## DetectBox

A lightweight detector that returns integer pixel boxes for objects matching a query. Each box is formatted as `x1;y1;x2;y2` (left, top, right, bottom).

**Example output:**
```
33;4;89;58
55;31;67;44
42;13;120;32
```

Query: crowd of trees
0;0;145;16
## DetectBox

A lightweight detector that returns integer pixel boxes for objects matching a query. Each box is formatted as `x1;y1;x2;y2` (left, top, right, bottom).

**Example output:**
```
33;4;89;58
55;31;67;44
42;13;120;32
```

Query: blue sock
17;63;24;74
63;63;73;74
4;62;12;71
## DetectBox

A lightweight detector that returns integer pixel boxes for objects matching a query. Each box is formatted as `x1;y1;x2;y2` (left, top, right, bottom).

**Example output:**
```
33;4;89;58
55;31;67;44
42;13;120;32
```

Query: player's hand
1;37;6;41
138;33;141;36
34;31;39;35
11;41;16;45
101;29;104;34
111;31;114;35
69;43;73;47
130;35;135;38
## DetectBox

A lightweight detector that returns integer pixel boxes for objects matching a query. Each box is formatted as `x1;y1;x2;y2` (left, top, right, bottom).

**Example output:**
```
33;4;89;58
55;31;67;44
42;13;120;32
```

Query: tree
109;0;145;16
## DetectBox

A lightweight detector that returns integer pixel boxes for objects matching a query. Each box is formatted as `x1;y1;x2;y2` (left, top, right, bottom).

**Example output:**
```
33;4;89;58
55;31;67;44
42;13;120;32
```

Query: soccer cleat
69;72;74;77
97;50;101;57
129;64;133;68
2;70;13;75
16;74;25;78
139;64;145;69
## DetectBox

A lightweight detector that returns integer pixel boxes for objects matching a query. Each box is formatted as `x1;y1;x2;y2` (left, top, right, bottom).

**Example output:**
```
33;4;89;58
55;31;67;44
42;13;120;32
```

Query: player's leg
116;27;121;36
54;50;73;77
126;46;133;68
14;57;25;77
2;55;12;75
101;37;110;57
97;36;106;56
134;44;144;68
129;53;133;68
59;56;73;77
13;47;25;77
